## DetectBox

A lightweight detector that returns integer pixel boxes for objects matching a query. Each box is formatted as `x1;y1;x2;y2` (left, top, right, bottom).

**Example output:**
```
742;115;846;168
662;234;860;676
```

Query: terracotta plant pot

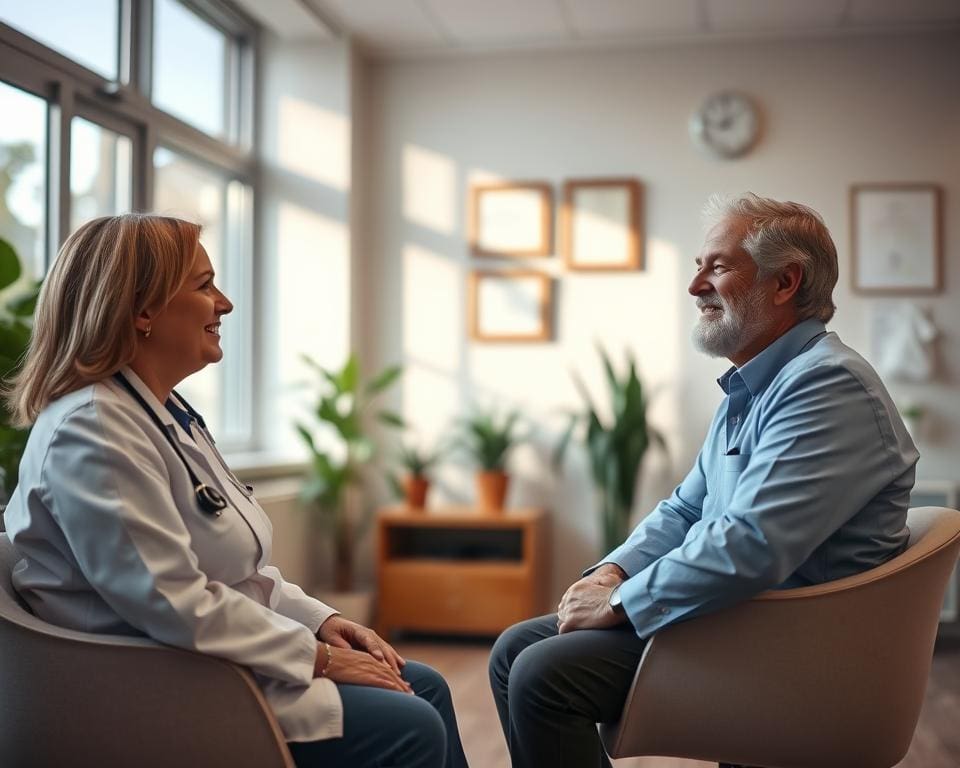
476;470;509;514
403;474;430;510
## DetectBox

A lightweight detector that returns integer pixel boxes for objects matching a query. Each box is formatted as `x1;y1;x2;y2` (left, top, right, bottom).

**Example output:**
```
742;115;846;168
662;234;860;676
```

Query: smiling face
689;215;775;366
135;243;233;397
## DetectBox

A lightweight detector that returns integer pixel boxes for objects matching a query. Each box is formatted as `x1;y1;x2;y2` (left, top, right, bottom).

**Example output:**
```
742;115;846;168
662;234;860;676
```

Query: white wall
362;31;960;601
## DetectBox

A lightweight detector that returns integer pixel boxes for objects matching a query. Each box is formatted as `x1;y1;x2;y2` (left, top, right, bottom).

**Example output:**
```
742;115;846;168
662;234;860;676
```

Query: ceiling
262;0;960;56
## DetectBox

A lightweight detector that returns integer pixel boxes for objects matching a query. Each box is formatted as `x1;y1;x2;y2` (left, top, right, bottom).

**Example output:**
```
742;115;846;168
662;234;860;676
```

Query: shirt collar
717;318;827;395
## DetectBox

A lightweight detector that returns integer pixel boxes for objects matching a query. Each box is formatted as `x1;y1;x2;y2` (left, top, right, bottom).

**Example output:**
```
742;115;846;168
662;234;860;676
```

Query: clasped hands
315;615;413;694
557;563;629;634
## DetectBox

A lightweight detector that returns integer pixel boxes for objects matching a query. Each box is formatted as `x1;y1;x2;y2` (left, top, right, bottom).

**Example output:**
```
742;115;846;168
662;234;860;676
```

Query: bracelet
318;641;333;677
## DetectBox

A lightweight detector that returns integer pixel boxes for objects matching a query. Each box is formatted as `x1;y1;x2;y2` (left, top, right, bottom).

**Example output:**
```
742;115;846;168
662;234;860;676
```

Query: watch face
689;91;759;159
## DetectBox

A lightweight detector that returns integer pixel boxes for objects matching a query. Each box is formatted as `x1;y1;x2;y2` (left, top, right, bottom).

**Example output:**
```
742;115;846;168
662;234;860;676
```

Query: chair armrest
0;622;295;768
601;539;958;768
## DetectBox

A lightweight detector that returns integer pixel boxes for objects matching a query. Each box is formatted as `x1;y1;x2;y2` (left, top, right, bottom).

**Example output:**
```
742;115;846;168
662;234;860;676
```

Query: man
489;193;919;768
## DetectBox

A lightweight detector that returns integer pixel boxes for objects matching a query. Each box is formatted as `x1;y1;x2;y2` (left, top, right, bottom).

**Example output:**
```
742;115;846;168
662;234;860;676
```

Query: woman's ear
134;310;154;335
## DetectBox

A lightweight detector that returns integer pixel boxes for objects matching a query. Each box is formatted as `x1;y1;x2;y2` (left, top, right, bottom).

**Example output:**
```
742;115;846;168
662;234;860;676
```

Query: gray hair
703;192;838;323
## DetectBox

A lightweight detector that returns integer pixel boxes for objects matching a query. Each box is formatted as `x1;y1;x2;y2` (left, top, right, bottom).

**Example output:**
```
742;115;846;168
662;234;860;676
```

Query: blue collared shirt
598;319;918;638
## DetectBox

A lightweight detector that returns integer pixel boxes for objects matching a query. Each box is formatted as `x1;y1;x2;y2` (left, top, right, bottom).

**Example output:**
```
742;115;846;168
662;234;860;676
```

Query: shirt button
657;606;669;615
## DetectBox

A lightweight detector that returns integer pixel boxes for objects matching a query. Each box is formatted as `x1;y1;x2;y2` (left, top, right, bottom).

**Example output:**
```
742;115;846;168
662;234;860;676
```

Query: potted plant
396;441;444;511
456;408;523;514
0;236;42;513
899;402;925;441
553;346;665;555
295;353;404;596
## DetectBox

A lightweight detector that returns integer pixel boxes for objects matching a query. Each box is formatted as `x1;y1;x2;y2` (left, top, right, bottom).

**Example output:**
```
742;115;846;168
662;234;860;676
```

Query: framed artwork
851;183;942;294
468;270;553;342
468;182;553;258
909;481;958;623
561;178;642;271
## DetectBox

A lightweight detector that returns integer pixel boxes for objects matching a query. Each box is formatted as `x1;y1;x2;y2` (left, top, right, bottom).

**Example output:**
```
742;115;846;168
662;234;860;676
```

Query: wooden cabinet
376;506;550;638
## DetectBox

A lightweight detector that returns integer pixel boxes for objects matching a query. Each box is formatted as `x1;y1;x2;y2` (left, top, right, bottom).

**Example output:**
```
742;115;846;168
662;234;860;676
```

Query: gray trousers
488;613;649;768
289;661;469;768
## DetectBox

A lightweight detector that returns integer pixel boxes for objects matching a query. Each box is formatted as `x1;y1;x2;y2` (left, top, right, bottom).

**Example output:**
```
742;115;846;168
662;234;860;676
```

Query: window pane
70;117;132;231
0;0;118;80
0;81;46;278
154;147;251;447
153;0;227;138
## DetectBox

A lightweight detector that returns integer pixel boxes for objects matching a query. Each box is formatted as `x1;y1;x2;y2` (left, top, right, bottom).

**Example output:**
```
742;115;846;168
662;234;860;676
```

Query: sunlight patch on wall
402;243;461;366
401;364;461;449
278;96;349;190
402;144;456;234
274;201;350;454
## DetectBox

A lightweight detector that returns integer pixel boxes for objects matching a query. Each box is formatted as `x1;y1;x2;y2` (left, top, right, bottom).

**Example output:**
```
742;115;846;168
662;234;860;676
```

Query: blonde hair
6;214;201;427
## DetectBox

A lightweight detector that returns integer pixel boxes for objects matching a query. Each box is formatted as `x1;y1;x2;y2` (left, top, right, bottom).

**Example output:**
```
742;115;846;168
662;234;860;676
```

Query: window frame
0;0;261;451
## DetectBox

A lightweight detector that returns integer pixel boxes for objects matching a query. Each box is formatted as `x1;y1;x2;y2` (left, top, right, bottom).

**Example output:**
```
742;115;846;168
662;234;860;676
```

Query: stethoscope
114;372;231;517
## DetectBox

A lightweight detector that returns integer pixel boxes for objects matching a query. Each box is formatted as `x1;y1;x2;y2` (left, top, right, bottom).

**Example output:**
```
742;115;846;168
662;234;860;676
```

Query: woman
3;214;468;768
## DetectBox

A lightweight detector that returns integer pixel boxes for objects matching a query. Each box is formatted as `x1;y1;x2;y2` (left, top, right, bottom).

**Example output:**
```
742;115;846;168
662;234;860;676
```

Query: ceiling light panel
704;0;845;31
423;0;569;43
312;0;446;47
563;0;701;37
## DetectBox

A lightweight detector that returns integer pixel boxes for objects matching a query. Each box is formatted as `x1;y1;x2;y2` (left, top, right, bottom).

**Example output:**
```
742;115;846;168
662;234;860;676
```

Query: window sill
224;451;307;483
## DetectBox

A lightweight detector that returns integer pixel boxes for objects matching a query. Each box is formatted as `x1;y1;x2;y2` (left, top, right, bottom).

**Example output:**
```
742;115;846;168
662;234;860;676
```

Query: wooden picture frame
468;270;553;342
561;178;642;271
851;183;942;294
468;182;553;258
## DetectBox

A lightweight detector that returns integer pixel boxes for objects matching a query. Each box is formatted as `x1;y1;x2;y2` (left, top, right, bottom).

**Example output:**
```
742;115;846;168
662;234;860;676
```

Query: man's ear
773;263;802;307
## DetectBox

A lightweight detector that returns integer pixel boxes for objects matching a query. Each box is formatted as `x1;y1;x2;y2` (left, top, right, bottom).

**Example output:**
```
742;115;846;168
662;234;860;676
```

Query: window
153;0;229;138
0;80;47;279
70;117;133;231
154;147;252;445
0;0;119;79
1;0;258;452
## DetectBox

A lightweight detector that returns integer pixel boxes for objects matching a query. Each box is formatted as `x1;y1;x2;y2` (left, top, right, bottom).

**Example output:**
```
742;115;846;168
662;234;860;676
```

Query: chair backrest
602;507;960;768
0;533;294;768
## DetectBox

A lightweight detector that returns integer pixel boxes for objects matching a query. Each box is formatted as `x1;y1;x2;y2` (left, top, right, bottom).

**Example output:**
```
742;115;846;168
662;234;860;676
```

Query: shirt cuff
618;567;676;639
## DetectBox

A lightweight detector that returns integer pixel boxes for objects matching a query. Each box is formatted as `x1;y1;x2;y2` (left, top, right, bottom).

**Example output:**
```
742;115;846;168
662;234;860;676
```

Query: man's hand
317;615;406;675
584;563;627;587
557;572;629;634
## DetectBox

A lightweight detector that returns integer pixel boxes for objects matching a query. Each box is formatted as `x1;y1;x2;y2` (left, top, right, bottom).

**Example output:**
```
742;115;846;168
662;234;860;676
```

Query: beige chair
601;506;960;768
0;532;295;768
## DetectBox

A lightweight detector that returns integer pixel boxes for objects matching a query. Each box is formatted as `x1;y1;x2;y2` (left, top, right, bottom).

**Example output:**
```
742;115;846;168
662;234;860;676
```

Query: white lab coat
5;367;343;742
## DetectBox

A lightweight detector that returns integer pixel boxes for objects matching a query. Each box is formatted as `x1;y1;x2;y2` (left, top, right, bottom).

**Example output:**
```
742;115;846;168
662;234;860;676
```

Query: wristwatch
608;584;625;615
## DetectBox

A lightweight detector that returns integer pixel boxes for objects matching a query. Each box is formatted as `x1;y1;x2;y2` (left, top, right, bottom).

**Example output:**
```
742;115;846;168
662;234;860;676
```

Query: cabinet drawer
380;561;530;634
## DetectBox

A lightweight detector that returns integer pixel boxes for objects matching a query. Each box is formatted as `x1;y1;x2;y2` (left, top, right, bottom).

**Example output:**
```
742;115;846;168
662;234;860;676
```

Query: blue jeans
288;660;468;768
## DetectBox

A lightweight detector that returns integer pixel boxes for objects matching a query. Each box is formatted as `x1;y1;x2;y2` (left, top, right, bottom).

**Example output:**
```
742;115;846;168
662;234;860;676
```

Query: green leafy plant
397;441;444;477
456;408;524;472
0;236;41;502
295;353;403;591
553;345;665;555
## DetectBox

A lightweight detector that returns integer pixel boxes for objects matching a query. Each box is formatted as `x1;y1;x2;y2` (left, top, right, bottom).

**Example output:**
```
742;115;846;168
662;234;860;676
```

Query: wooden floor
394;637;960;768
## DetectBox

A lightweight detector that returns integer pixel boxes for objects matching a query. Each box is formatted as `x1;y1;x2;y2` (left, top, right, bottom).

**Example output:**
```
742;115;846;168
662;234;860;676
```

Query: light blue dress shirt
597;319;918;639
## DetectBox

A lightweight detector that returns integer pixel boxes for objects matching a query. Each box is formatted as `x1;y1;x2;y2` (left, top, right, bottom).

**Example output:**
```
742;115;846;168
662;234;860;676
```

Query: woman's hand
315;644;413;693
317;615;406;675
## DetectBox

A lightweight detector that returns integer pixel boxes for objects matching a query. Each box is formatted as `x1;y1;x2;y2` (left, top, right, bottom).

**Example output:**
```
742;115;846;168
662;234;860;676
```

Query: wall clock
689;91;760;159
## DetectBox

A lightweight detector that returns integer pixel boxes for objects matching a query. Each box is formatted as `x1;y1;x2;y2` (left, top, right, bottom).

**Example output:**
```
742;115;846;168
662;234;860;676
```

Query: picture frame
468;270;553;343
851;183;942;294
910;480;958;623
468;182;553;258
561;178;642;271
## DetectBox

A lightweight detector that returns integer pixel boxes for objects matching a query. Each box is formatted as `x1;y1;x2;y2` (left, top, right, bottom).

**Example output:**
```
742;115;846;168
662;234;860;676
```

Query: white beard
691;284;769;359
